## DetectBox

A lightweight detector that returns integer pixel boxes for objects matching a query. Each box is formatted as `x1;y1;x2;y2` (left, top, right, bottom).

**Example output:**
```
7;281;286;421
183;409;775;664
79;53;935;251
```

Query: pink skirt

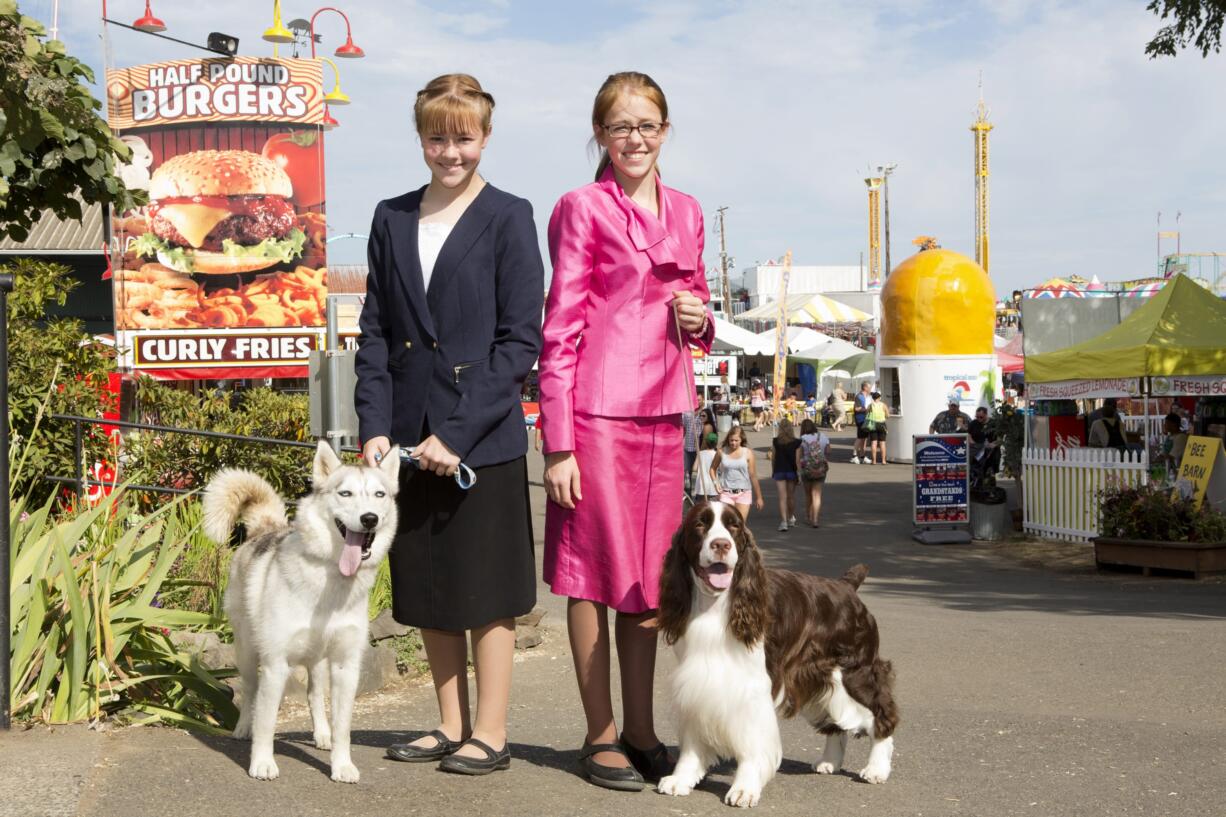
544;412;682;613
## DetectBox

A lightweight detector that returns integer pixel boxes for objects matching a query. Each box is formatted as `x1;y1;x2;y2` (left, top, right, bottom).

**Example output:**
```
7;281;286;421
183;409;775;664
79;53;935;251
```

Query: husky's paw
725;784;762;808
331;762;360;784
313;730;332;751
232;720;252;740
858;764;890;785
656;775;692;797
248;757;279;780
814;761;839;774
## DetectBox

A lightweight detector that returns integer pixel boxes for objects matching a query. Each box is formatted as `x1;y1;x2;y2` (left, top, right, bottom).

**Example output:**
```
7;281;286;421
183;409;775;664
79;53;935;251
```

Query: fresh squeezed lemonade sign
106;57;328;378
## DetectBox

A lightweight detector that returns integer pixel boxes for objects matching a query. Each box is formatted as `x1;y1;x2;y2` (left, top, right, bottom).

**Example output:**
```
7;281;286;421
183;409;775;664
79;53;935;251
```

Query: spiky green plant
8;490;237;732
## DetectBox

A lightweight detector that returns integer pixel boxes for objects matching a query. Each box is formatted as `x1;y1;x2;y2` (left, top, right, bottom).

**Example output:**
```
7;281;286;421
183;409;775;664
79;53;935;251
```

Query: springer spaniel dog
656;501;899;808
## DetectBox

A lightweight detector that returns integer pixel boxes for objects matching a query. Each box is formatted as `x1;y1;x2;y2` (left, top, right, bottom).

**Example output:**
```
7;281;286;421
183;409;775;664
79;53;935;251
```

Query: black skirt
389;456;536;631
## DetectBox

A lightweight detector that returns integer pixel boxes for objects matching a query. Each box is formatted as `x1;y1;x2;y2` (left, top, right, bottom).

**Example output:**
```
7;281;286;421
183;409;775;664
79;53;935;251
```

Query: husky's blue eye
338;490;353;497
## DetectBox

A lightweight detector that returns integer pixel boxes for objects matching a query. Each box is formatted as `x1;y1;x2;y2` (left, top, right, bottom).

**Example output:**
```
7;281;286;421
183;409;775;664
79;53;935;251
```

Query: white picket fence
1121;414;1167;446
1022;447;1149;542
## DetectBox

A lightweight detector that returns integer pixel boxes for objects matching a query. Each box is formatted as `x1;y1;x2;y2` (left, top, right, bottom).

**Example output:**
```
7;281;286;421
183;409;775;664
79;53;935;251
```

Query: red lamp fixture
333;34;364;58
321;106;339;130
309;8;365;60
132;0;166;33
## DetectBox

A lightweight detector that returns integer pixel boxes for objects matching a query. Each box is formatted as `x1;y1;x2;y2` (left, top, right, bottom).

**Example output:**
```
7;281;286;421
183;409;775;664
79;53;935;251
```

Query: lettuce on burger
133;149;307;274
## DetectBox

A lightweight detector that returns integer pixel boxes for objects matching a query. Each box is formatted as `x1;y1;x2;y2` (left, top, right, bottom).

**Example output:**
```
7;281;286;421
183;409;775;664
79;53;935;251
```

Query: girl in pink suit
539;72;714;792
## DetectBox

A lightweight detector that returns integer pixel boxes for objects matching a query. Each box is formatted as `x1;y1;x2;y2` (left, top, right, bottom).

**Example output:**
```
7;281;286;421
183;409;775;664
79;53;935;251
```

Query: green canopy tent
1026;274;1226;384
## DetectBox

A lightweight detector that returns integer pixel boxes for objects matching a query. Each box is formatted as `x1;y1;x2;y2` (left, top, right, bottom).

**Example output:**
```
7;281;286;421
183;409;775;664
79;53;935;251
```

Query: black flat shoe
619;735;675;783
578;741;644;791
438;738;511;775
386;729;463;763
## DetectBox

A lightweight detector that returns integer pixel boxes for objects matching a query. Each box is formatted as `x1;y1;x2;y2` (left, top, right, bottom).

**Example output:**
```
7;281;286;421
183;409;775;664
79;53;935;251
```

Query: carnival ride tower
971;86;992;275
865;175;883;287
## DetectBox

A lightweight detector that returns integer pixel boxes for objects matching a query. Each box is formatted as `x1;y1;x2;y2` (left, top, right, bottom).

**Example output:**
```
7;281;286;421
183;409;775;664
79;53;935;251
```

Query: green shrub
4;257;116;505
1099;481;1226;542
122;378;314;503
158;499;232;622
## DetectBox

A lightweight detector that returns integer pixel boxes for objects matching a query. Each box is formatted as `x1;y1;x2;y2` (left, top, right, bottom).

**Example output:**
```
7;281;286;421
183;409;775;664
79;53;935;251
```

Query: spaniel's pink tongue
339;529;366;577
706;569;732;590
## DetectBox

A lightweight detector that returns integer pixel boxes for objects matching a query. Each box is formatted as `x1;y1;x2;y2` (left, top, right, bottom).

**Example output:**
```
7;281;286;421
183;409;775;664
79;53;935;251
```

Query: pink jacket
539;167;715;454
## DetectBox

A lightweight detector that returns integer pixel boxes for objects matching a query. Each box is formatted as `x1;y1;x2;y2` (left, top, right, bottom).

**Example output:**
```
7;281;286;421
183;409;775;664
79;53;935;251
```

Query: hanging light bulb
262;0;295;44
132;0;166;33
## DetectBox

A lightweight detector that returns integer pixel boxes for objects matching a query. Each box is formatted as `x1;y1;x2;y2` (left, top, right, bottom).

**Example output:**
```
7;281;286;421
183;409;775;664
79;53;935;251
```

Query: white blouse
418;221;454;290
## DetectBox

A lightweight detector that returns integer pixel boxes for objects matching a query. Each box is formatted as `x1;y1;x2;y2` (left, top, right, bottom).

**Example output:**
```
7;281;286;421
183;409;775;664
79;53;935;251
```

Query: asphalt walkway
3;428;1224;817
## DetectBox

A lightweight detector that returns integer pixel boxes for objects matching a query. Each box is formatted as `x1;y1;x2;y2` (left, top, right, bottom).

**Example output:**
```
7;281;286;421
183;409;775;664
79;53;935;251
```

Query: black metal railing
51;413;321;500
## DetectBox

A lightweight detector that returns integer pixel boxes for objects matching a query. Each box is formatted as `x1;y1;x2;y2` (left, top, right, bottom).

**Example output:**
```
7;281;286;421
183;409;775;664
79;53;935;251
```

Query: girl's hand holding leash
413;434;461;478
363;436;391;468
672;290;707;334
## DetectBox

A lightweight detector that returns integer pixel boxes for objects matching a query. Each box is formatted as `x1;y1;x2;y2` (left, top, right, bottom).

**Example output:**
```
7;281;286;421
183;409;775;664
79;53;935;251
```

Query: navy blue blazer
354;183;544;468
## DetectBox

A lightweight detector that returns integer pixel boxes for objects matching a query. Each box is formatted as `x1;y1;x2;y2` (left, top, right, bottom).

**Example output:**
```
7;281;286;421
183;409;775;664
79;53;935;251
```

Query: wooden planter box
1093;537;1226;579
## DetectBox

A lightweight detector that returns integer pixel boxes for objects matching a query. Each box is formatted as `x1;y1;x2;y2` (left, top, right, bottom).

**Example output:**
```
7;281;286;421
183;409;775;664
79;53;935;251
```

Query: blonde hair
776;418;795;445
590;71;668;181
414;74;494;136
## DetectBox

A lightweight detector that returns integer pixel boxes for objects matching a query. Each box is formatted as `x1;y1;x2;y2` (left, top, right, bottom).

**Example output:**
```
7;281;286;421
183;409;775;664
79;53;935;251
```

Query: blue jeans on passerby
684;449;697;492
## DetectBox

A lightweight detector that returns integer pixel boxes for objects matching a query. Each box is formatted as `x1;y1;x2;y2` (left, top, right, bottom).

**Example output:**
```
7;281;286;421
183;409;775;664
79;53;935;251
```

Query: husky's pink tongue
339;529;366;577
706;568;732;590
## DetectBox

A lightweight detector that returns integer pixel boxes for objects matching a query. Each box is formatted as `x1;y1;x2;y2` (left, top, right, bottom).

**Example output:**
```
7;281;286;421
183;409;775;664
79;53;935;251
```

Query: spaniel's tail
841;563;869;590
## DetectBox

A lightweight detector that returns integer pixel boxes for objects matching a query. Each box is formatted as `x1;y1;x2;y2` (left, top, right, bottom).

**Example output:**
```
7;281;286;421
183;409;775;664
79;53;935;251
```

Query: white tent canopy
752;326;826;355
791;334;867;366
737;292;873;324
711;317;768;354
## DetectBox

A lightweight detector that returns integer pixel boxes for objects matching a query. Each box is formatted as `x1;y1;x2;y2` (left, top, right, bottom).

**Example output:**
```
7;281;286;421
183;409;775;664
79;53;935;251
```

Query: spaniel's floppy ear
728;523;768;647
657;526;693;645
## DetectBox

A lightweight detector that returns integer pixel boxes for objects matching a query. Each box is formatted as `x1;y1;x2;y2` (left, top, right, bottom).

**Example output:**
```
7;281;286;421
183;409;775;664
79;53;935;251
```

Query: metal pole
73;419;84;501
1;271;13;730
882;172;892;278
325;296;342;453
717;207;731;319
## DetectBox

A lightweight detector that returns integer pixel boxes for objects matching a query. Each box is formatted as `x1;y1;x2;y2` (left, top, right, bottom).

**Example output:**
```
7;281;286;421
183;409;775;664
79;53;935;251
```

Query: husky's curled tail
202;469;288;544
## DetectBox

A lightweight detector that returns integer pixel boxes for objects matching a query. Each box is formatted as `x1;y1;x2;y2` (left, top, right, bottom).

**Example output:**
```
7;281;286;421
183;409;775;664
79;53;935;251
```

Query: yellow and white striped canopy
737;293;873;324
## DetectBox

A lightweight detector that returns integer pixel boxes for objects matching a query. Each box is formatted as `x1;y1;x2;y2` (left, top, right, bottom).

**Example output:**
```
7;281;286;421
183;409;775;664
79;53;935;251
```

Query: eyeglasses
601;121;665;140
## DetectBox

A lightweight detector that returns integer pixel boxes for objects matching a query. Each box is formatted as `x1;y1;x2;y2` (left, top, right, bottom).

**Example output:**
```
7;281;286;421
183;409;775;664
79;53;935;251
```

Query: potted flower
1094;482;1226;578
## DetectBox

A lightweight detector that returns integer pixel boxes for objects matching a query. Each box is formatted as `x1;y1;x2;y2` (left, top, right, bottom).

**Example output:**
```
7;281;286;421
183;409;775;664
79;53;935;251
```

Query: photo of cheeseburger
133;149;307;274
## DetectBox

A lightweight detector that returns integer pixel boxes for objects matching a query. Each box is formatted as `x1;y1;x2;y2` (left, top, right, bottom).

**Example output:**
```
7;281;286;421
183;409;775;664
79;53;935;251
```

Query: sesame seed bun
149;150;293;200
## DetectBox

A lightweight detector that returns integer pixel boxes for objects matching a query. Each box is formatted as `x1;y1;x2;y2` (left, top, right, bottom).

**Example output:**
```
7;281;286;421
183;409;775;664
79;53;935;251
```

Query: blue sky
32;0;1225;293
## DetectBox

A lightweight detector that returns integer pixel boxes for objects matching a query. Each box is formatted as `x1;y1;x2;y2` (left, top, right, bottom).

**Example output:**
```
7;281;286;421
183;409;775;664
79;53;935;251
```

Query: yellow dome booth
876;247;999;462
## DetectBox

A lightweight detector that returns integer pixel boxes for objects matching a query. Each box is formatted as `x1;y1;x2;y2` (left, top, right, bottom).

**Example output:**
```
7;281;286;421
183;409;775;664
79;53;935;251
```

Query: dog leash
402;447;478;489
674;299;699;508
375;448;477;490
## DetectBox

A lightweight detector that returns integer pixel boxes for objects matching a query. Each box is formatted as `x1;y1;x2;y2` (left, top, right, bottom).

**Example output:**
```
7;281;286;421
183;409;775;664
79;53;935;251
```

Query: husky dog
202;440;400;783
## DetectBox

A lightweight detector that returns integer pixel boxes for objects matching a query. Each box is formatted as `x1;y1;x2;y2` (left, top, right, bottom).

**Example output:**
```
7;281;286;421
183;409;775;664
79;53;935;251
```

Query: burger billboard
105;57;332;379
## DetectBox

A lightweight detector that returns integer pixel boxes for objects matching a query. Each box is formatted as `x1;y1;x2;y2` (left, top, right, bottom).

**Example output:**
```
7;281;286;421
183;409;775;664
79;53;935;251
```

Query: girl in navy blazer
355;74;543;775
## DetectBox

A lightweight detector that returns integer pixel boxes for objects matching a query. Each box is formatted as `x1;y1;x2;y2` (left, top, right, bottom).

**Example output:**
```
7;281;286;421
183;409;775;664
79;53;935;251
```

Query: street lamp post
878;163;897;277
264;2;366;129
